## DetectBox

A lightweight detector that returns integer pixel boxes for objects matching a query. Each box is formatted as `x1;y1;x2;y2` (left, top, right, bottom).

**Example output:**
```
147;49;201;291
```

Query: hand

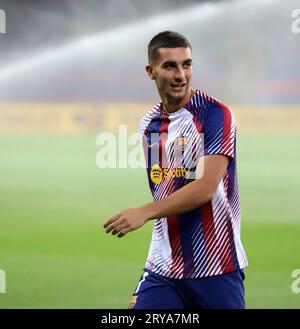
103;207;150;238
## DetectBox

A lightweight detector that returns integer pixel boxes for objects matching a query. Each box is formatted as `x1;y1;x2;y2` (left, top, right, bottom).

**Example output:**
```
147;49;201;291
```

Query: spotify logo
150;164;163;184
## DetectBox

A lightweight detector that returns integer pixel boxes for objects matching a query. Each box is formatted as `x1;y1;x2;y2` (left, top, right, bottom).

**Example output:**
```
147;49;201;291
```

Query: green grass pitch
0;133;299;308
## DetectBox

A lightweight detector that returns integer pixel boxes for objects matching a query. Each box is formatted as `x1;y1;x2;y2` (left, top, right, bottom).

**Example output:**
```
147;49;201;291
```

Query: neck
161;88;193;114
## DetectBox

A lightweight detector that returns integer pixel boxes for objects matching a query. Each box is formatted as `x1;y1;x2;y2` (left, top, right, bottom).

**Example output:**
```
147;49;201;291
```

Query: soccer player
103;31;248;309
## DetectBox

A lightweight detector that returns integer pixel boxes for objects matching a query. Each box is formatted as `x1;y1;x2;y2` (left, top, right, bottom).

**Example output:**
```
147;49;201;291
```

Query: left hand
103;207;150;238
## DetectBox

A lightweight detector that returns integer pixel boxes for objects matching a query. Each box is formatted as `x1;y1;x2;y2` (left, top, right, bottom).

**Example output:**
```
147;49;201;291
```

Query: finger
117;227;131;238
111;223;127;236
105;217;124;234
103;213;121;229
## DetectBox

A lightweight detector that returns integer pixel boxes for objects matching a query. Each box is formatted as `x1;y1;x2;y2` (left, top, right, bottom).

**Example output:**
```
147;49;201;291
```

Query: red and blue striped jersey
139;89;248;279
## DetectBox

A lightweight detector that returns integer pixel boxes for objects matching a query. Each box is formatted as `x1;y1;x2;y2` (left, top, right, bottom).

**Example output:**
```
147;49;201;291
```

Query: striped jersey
139;89;248;279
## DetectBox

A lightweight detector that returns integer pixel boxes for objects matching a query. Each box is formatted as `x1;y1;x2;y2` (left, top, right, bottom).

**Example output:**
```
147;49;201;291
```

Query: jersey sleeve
203;102;236;160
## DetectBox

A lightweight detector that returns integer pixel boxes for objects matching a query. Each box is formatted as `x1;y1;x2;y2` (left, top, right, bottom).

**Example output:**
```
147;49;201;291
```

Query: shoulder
139;102;162;134
190;89;226;109
193;90;230;113
191;90;236;129
200;91;234;122
189;89;234;119
208;98;233;122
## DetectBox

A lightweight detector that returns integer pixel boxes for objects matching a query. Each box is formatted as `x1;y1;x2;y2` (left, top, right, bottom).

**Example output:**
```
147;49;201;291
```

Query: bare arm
103;154;229;237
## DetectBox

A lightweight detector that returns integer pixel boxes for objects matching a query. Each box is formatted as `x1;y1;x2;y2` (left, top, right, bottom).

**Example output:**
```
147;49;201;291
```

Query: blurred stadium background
0;0;299;308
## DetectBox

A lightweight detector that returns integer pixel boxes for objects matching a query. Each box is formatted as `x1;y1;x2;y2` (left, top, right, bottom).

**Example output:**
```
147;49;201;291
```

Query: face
146;47;193;103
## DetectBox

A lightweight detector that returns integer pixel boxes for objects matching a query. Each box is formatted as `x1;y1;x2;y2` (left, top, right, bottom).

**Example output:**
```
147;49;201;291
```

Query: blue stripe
144;114;164;193
178;207;202;276
203;103;225;156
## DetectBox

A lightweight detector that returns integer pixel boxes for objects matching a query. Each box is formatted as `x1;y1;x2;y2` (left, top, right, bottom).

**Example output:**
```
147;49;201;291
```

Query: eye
164;64;173;70
162;62;176;70
183;62;192;68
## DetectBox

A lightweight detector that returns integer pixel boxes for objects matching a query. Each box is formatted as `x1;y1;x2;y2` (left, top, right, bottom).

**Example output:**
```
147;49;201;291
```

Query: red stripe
216;103;236;272
192;116;203;164
201;201;216;270
218;103;232;154
201;201;235;273
159;114;170;168
159;113;184;274
167;215;182;273
223;217;236;272
193;116;203;133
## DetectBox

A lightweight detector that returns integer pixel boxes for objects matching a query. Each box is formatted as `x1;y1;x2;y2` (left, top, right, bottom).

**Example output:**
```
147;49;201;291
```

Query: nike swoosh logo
148;143;157;148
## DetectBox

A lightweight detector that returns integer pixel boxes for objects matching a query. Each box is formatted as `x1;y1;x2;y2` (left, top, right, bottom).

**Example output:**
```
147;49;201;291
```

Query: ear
145;64;155;80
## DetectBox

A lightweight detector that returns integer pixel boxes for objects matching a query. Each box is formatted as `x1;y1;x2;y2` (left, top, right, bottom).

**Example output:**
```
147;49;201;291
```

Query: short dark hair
148;31;191;63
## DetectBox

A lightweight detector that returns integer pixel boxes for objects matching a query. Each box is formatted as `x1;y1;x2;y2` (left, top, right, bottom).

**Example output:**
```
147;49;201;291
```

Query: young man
104;31;248;309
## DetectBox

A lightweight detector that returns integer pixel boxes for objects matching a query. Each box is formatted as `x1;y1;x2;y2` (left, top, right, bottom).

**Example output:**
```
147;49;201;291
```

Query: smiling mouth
171;83;186;91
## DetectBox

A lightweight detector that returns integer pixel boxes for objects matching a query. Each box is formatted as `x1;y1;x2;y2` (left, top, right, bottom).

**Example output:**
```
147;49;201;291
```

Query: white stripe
134;271;149;294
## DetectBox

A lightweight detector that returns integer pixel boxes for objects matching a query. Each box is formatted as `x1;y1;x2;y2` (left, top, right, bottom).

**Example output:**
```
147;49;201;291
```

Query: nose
174;66;185;81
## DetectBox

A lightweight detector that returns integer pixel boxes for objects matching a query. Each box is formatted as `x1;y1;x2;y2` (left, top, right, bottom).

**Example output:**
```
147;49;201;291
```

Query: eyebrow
161;58;193;66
